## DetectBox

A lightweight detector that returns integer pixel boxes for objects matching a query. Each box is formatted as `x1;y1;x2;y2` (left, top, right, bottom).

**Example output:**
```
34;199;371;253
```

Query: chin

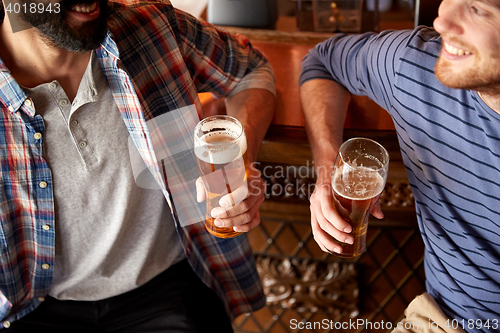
436;51;500;91
435;58;464;89
435;57;480;90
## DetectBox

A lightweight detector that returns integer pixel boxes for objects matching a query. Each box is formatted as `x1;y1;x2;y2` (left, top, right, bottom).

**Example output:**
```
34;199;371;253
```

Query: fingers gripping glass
194;116;248;238
331;138;389;258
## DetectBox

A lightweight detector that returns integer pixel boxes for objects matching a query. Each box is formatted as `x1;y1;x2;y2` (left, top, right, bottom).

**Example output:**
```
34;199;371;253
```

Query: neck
0;15;90;101
478;91;500;115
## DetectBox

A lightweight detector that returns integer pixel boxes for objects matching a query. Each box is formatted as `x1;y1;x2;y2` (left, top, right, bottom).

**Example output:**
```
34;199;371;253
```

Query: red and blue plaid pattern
0;0;268;325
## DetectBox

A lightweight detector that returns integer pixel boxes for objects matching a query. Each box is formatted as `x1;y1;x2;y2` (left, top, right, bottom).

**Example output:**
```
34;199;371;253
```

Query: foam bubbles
194;118;247;165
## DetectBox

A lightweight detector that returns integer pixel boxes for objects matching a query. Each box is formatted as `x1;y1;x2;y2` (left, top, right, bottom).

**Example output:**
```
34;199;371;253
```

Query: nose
433;0;464;35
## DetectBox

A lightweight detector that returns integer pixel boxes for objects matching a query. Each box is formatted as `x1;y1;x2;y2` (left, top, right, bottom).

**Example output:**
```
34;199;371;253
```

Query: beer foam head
194;118;247;164
333;167;385;200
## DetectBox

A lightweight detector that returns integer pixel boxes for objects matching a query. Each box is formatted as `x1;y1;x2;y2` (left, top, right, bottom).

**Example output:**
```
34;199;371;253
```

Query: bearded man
0;0;275;331
300;0;500;332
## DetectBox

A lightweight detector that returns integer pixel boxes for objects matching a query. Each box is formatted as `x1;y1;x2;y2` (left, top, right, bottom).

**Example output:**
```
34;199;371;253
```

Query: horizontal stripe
301;26;500;328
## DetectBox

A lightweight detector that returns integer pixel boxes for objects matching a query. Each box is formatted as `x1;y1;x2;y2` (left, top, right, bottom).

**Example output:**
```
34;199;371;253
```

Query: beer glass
194;115;248;238
331;137;389;257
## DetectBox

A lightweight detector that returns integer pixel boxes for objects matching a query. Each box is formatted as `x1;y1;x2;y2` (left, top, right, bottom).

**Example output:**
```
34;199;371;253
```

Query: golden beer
194;116;248;238
332;171;385;257
331;138;389;258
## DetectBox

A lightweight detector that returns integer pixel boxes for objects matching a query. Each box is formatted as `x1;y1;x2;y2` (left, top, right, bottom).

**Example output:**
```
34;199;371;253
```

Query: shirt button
42;264;50;270
59;99;69;107
70;120;78;127
7;105;14;112
3;321;10;328
49;82;57;89
39;181;48;189
38;296;45;302
34;132;42;140
24;99;32;107
79;141;87;148
42;225;50;231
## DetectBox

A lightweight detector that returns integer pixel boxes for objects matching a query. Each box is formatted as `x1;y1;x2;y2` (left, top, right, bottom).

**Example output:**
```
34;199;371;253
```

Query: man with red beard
0;0;275;331
300;0;500;332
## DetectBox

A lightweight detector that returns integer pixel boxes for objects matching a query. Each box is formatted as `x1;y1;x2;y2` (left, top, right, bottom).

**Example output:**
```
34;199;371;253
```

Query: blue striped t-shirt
300;27;500;331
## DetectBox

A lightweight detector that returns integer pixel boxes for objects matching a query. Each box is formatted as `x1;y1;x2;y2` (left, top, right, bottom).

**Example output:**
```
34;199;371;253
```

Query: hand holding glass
331;137;389;257
194;115;248;238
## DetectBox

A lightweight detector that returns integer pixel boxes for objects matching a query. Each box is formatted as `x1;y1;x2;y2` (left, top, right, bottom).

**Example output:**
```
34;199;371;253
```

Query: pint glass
194;115;248;238
331;137;389;257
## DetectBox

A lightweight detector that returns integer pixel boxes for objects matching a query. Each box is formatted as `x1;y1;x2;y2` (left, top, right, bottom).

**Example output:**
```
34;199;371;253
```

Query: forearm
225;88;275;163
300;79;351;183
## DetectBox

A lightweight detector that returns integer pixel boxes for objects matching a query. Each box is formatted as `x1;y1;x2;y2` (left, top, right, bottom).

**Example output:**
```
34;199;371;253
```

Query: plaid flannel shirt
0;0;268;326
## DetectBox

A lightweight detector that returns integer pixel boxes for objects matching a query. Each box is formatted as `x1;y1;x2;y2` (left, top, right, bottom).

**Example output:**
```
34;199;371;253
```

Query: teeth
72;2;97;13
444;42;470;56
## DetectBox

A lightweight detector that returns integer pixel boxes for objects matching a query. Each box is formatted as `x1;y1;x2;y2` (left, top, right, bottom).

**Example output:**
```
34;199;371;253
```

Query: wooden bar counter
203;28;425;333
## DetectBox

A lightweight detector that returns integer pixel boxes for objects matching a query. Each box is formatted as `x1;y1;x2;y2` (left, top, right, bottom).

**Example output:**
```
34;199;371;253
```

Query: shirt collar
99;31;120;61
0;57;8;73
0;59;30;116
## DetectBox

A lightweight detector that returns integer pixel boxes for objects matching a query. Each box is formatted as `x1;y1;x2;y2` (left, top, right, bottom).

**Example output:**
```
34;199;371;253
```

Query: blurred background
171;0;439;33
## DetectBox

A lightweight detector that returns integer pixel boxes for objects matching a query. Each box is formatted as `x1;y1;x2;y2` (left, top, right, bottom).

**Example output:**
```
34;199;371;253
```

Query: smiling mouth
443;41;471;56
71;2;98;13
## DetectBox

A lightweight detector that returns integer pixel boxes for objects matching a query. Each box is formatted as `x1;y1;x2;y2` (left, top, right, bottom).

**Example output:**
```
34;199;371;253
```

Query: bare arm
300;79;355;254
301;79;348;180
225;88;275;164
301;79;384;253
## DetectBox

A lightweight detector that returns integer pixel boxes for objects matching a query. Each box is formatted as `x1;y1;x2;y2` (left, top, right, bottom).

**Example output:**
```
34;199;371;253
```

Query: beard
20;0;110;53
435;48;500;94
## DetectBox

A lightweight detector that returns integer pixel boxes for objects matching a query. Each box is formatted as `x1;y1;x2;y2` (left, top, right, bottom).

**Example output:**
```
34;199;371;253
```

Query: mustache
18;0;109;11
57;0;108;10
